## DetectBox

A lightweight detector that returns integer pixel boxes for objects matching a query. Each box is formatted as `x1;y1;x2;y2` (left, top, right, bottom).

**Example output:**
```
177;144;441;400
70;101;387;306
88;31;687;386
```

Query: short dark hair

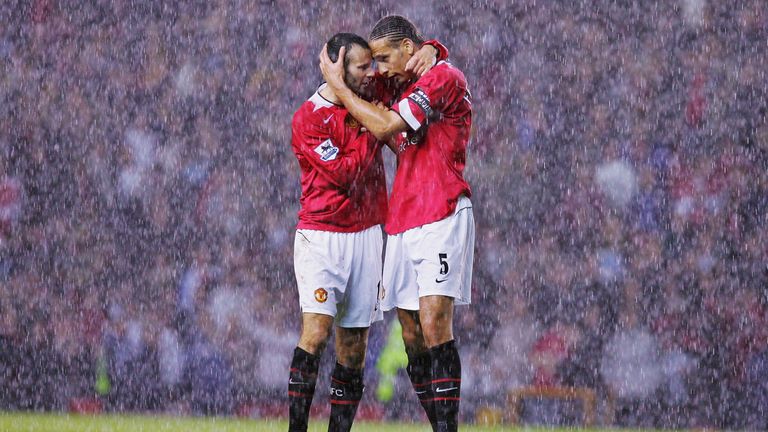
327;32;370;69
369;15;424;45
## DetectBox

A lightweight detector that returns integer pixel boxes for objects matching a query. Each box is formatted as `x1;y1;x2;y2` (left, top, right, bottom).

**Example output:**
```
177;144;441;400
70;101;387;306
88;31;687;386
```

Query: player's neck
319;84;342;105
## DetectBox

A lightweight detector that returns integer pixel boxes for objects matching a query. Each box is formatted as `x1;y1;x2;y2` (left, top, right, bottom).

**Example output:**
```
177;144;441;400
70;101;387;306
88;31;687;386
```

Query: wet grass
0;412;631;432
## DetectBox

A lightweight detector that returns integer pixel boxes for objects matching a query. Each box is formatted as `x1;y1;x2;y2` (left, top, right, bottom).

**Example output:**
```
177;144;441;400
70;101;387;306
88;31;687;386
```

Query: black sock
288;347;320;432
407;351;437;429
430;340;461;432
328;362;364;432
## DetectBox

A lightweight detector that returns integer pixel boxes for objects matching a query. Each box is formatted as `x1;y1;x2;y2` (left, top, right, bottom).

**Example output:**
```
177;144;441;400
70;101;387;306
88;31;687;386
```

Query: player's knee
400;325;424;352
337;334;364;353
299;326;332;354
420;313;452;346
337;348;366;369
418;311;441;333
336;330;367;367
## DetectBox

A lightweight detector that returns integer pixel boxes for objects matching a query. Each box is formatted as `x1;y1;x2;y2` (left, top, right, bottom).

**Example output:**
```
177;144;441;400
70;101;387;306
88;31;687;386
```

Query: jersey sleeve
391;66;466;132
292;116;380;189
422;39;449;62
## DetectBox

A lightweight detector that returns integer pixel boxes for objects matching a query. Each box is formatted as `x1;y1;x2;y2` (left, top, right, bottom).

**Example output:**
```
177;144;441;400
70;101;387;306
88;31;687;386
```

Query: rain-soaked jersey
387;60;472;234
291;84;387;232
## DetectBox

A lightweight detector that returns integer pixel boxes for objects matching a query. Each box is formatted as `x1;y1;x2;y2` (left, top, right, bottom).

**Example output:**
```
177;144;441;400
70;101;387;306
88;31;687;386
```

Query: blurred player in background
320;15;474;432
288;32;445;432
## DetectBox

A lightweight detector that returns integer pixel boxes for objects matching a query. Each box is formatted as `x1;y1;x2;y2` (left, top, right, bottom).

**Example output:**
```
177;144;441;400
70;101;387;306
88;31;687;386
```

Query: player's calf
328;326;369;431
397;309;438;430
430;340;461;432
288;347;320;432
290;313;334;431
328;362;364;432
407;350;438;429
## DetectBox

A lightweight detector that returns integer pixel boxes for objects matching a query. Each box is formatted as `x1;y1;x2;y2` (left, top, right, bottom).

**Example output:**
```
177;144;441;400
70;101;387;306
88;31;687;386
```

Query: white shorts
293;225;384;327
382;196;475;311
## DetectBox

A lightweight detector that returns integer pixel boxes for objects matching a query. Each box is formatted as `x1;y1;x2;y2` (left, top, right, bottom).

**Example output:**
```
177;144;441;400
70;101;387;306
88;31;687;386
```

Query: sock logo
330;387;344;397
435;386;459;393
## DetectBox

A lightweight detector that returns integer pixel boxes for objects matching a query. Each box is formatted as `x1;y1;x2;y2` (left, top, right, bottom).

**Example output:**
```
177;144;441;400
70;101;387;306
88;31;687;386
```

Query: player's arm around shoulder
333;88;407;143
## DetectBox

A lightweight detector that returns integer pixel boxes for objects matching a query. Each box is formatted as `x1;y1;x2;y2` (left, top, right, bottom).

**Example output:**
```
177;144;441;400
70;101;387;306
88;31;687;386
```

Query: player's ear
403;38;415;56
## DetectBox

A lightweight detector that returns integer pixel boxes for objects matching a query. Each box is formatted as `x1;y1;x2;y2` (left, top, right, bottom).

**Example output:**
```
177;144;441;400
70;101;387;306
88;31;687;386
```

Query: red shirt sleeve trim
423;39;449;61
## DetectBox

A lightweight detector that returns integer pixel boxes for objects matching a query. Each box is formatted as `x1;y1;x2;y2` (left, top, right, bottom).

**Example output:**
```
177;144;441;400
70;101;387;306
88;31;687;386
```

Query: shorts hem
381;296;471;312
300;308;336;317
382;302;419;312
336;321;375;328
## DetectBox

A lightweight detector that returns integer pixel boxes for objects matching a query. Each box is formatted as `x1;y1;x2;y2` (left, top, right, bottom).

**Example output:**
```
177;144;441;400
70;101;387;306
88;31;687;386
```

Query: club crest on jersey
344;113;360;129
314;288;328;303
314;139;339;162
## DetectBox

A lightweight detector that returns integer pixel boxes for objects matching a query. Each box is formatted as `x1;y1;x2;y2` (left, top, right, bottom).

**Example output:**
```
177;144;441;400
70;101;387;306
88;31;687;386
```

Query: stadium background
0;0;767;429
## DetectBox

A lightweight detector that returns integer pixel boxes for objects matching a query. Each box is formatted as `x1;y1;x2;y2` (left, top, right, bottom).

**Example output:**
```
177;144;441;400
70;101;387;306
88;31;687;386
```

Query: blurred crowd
0;0;766;428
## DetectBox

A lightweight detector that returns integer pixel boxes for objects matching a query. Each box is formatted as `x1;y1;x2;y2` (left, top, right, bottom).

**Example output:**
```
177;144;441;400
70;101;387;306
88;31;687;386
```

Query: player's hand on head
319;44;346;92
406;44;437;77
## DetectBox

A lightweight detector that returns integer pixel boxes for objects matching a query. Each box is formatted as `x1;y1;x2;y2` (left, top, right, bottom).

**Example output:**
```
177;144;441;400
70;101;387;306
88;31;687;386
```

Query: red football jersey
387;61;472;234
292;85;388;232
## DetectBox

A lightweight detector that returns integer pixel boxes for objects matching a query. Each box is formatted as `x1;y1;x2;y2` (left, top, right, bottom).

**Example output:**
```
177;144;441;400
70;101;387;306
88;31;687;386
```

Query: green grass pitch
0;412;631;432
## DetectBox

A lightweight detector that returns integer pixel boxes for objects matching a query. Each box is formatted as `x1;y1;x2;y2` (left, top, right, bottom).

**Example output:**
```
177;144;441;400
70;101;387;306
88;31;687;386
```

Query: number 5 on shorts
439;253;449;275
